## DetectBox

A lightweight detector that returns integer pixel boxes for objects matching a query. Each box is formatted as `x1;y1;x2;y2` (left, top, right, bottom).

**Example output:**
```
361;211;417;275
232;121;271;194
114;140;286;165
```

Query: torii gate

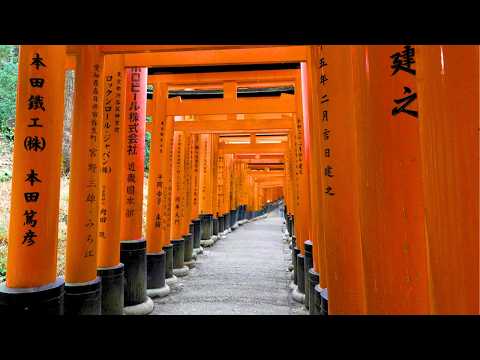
0;45;477;316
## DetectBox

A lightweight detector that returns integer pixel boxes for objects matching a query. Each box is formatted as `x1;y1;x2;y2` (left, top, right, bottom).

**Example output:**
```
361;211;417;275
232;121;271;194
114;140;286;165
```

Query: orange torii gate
145;69;301;242
143;69;305;306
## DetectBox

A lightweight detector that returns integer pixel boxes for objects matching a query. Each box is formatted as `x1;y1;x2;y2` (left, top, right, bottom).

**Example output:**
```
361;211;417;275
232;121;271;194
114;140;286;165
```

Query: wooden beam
220;135;287;144
166;94;295;116
173;118;293;134
248;170;285;175
124;46;308;67
100;45;279;54
236;155;284;161
220;143;287;154
149;69;298;86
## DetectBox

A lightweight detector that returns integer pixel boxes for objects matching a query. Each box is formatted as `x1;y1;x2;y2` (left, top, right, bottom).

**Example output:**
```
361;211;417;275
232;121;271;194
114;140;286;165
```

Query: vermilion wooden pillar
198;133;215;244
170;130;186;241
95;54;127;315
223;153;234;229
63;46;104;314
181;131;193;235
352;45;430;314
308;45;367;314
169;130;189;276
0;45;67;314
145;82;171;297
215;145;226;233
416;45;479;314
119;67;152;313
161;115;175;281
190;134;201;221
189;133;203;253
146;82;168;253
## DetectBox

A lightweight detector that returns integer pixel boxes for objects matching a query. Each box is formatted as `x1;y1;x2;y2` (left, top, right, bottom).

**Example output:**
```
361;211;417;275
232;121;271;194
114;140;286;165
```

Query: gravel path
151;209;307;315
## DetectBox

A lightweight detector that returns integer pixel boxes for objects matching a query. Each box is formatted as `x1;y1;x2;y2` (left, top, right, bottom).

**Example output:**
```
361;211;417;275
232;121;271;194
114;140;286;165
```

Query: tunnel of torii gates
0;45;477;315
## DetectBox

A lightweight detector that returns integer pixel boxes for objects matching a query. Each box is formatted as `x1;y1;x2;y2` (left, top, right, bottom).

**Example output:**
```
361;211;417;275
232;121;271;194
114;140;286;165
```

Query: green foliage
145;130;152;173
0;169;11;182
0;243;6;283
0;45;18;144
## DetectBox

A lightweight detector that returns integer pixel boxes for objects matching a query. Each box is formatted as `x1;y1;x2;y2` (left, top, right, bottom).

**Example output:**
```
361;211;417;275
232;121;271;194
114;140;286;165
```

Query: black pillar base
313;285;322;315
64;277;101;315
0;277;64;314
147;251;166;290
212;217;219;236
183;233;193;263
229;209;236;228
200;214;213;240
287;215;292;236
120;239;147;307
304;241;313;310
171;239;185;269
308;269;320;315
292;246;300;285
296;254;306;294
224;212;231;231
320;288;329;315
289;215;295;237
163;244;174;279
192;219;201;250
97;263;124;315
218;215;224;233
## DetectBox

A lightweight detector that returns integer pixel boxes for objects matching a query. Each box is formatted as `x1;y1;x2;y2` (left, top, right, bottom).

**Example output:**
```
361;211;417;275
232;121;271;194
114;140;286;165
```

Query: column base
123;296;154;315
320;288;329;315
184;260;196;269
120;239;148;308
147;251;166;292
183;233;194;264
165;275;178;287
296;254;306;295
64;277;102;315
292;247;300;286
171;239;186;274
147;284;170;299
173;266;189;277
303;241;313;311
98;264;124;315
192;219;202;250
289;281;296;290
200;238;215;247
163;244;174;279
313;285;323;315
193;246;204;255
0;277;64;314
308;269;320;315
292;285;305;304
